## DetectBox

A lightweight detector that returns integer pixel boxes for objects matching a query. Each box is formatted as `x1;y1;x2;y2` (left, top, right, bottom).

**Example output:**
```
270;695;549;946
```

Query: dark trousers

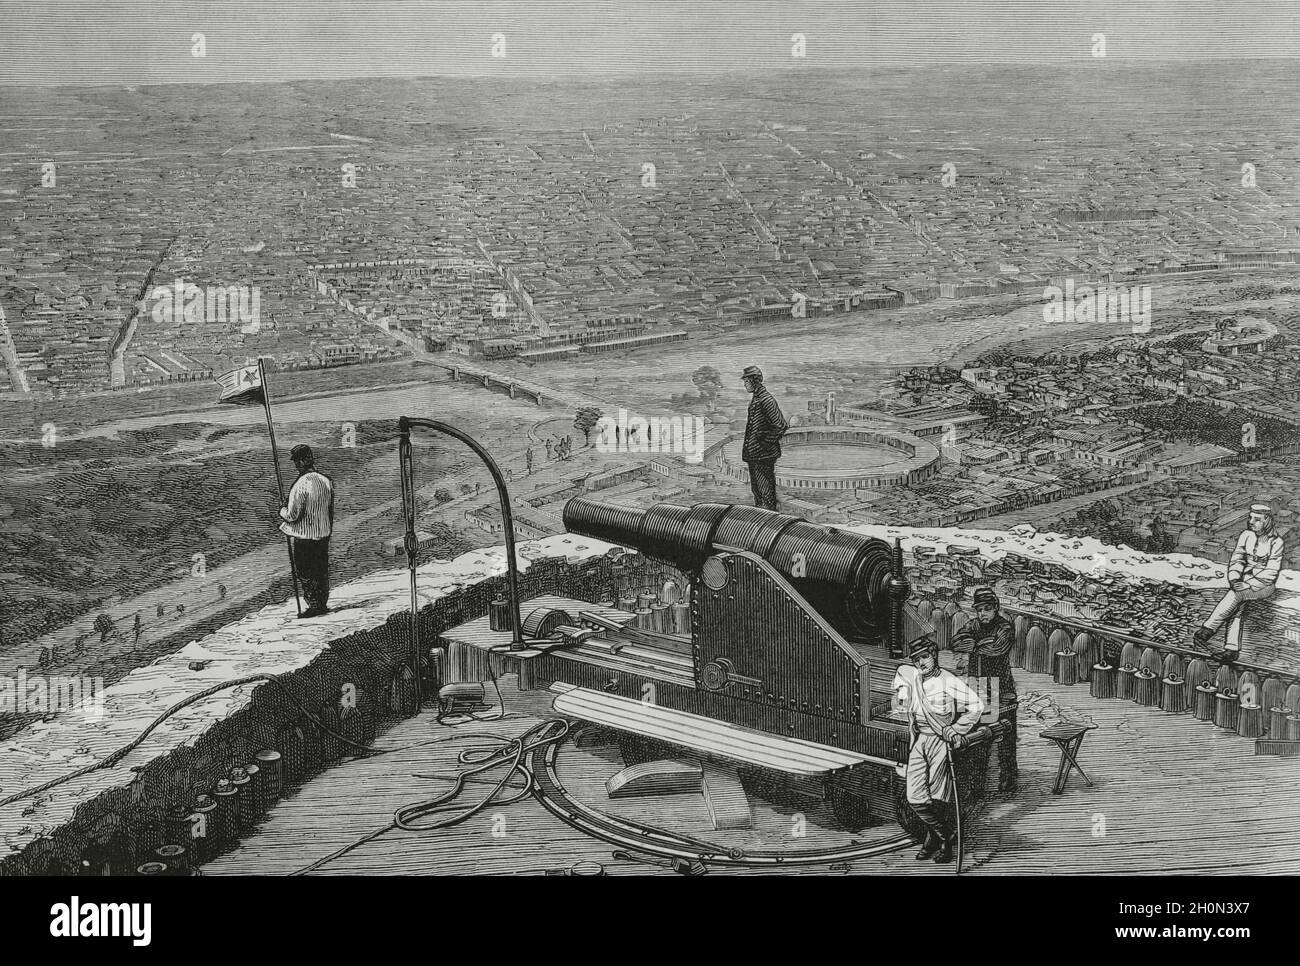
291;536;330;611
747;459;779;510
998;706;1018;785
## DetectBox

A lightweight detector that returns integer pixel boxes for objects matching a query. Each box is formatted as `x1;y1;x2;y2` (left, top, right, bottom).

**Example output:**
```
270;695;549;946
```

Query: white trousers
1203;584;1275;641
906;733;953;805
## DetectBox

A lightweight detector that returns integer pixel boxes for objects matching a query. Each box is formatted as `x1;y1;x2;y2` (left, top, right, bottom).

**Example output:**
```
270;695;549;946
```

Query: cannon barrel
563;497;905;642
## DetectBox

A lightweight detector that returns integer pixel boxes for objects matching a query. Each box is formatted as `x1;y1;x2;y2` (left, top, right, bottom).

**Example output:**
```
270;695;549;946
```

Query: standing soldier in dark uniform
950;587;1018;793
740;365;788;511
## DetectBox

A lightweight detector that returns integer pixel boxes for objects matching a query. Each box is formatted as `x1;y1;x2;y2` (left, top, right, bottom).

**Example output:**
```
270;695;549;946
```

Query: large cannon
563;498;911;654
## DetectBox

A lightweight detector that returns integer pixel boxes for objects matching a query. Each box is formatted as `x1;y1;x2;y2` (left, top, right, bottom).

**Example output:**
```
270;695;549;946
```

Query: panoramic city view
0;0;1293;925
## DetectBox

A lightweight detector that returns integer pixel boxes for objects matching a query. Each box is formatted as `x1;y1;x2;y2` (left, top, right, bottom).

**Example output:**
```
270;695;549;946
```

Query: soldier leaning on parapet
1193;501;1284;664
950;587;1018;794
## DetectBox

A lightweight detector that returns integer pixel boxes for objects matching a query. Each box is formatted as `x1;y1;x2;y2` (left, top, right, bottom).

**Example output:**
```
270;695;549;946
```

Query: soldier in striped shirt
280;444;335;618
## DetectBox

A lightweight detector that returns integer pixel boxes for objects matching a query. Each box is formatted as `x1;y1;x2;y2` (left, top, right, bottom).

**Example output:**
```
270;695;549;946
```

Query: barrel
670;601;691;634
650;602;670;633
1073;633;1098;683
618;594;637;613
240;764;262;826
1193;684;1217;721
1268;706;1291;739
1054;651;1078;686
1025;626;1051;674
229;769;251;831
1011;615;1028;668
1160;676;1188;713
1238;703;1264;739
488;598;512;631
255;749;283;804
1214;692;1240;731
1090;663;1116;699
212;780;239;846
1116;665;1138;700
155;844;188;875
189;795;217;866
1288;715;1300;741
1133;670;1160;707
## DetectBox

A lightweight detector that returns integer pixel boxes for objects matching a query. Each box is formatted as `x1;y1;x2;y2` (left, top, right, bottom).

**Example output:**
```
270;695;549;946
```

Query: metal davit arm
398;417;527;711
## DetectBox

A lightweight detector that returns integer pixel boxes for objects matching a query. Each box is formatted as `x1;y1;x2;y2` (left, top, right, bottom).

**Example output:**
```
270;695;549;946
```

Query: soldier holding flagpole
215;358;308;618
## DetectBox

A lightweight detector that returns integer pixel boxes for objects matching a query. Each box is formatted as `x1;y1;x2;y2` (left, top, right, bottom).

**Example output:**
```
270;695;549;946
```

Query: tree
434;488;453;504
574;406;603;445
692;366;723;405
94;613;114;642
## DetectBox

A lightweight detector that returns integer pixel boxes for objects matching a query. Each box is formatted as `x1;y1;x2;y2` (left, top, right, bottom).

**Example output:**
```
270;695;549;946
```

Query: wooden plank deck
205;664;1300;876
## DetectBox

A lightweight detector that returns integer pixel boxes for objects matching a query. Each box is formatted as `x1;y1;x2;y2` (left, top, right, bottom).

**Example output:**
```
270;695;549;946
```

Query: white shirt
892;664;985;737
280;471;334;539
1228;528;1283;591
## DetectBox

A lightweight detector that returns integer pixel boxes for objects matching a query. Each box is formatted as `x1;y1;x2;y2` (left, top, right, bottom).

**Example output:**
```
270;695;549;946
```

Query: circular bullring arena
718;425;941;490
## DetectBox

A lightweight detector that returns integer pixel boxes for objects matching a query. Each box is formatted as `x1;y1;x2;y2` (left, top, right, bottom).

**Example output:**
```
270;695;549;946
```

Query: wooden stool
1039;721;1096;795
1193;683;1217;721
1238;703;1264;739
1054;651;1078;686
1090;663;1116;699
1160;676;1188;713
1214;691;1240;731
1133;670;1160;707
1116;665;1138;700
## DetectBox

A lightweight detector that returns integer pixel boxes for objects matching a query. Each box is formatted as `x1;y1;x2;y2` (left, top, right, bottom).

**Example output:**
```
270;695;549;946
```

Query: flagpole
258;357;304;617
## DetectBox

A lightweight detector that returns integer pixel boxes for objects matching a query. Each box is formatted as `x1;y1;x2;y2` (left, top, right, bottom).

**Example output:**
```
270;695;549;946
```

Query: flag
216;364;264;404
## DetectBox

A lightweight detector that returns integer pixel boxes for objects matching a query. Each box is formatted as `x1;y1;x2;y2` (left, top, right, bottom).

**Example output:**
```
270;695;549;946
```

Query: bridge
436;361;546;404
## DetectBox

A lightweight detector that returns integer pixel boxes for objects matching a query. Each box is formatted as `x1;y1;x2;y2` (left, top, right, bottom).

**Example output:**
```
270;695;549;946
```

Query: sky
1;0;1299;87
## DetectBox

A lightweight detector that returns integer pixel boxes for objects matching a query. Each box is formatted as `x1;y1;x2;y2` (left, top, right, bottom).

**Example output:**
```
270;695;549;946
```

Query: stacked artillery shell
1090;662;1116;699
213;780;239;847
489;598;512;631
154;844;189;876
1133;670;1160;707
1237;701;1264;739
1024;626;1050;674
240;764;262;826
1214;690;1240;731
1116;664;1138;700
1054;650;1078;686
229;769;251;830
1048;629;1073;680
255;749;283;804
1160;675;1188;713
1011;615;1029;668
1193;683;1218;721
1268;706;1291;738
1073;632;1098;683
670;601;691;634
650;602;670;633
